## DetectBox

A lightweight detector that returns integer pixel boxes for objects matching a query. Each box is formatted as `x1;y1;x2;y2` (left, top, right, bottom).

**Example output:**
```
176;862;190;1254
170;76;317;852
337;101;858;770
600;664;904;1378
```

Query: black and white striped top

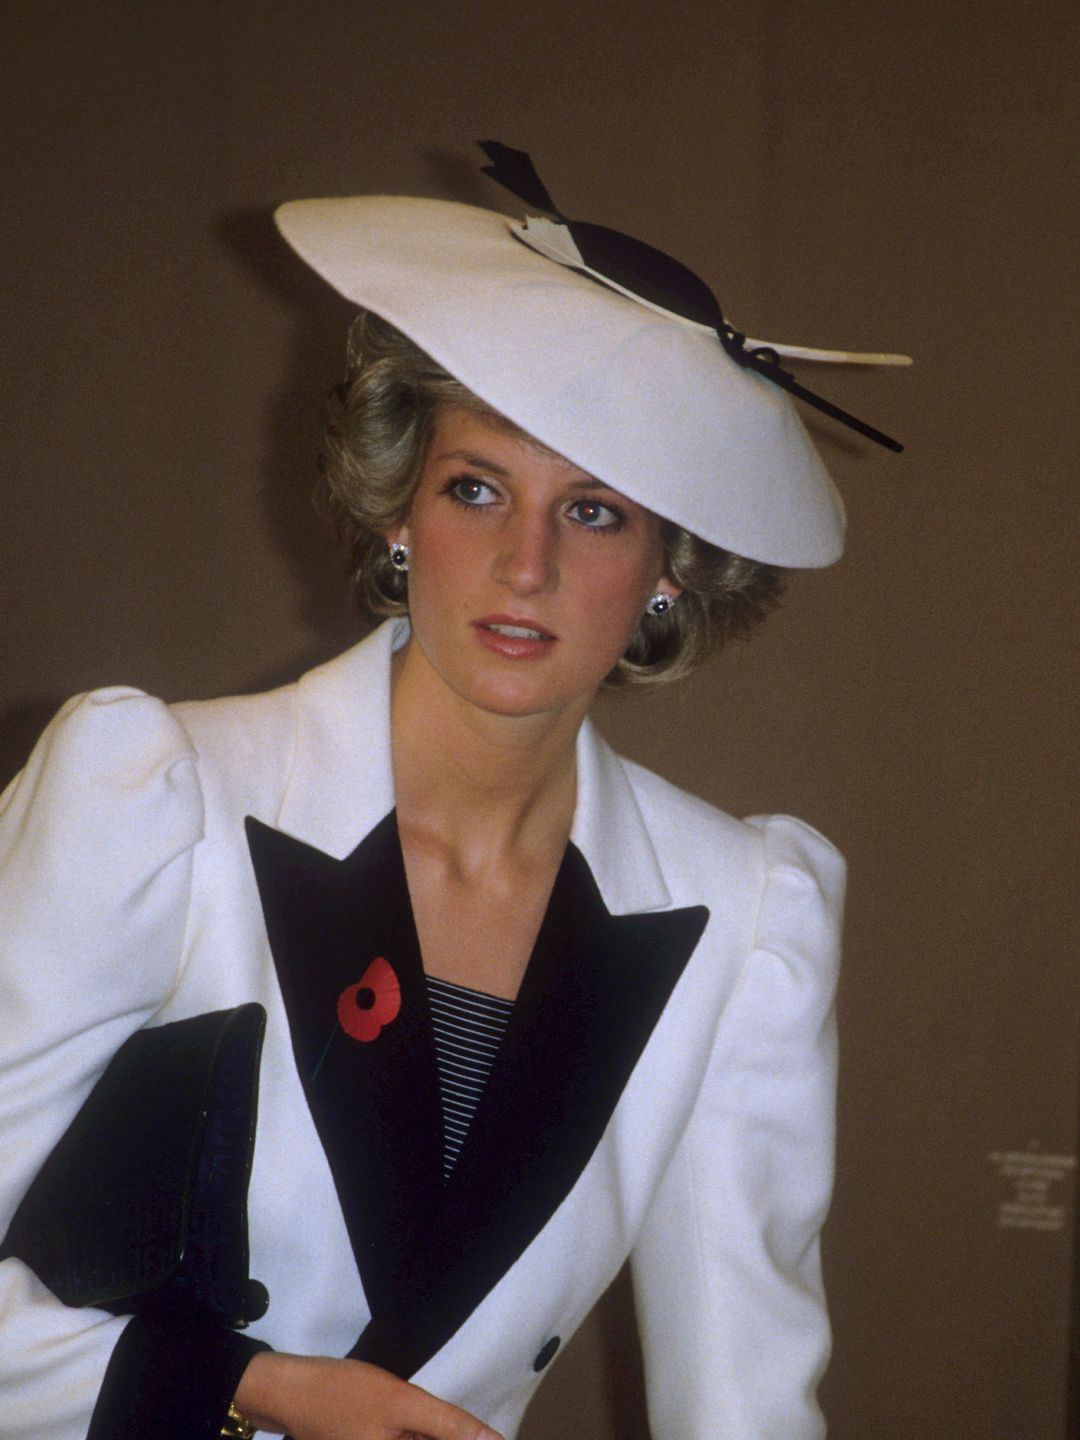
426;976;514;1180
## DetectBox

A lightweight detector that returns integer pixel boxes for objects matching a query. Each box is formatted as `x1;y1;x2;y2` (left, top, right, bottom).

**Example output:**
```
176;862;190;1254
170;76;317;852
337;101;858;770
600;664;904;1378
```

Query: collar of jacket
276;617;671;915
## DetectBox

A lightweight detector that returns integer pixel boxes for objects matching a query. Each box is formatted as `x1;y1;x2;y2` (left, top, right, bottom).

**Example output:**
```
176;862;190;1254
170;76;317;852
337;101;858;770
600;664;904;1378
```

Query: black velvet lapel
245;813;445;1322
246;815;707;1380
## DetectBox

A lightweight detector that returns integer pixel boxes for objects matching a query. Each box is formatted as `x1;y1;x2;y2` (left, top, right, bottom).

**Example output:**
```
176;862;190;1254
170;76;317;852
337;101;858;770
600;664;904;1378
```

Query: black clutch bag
0;1003;269;1329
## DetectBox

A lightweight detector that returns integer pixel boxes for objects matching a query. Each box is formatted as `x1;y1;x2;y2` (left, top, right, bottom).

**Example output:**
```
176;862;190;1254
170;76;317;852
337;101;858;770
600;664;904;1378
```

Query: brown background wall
3;3;1077;1436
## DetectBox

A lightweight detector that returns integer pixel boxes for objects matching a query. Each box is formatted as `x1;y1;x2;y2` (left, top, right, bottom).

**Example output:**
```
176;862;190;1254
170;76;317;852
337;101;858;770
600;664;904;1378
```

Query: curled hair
319;311;783;688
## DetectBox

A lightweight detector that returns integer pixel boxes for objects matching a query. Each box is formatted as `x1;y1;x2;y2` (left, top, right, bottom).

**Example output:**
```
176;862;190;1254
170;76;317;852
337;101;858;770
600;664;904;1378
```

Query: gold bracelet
221;1401;256;1439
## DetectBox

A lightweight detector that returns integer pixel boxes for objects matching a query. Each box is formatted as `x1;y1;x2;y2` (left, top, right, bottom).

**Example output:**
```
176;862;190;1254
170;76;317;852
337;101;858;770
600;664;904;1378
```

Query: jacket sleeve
629;813;845;1440
0;688;264;1440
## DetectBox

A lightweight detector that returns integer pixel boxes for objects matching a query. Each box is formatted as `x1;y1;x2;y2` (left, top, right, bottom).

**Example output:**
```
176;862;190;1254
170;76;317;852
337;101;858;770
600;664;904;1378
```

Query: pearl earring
388;542;410;573
645;592;675;617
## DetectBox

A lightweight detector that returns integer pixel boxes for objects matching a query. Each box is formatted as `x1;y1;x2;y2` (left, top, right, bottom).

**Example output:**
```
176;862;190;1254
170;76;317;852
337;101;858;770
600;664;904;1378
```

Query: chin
472;687;580;721
455;671;593;722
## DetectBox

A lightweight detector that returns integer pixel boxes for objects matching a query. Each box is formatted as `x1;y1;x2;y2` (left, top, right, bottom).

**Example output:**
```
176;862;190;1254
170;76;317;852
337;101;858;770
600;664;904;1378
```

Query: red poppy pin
336;956;401;1043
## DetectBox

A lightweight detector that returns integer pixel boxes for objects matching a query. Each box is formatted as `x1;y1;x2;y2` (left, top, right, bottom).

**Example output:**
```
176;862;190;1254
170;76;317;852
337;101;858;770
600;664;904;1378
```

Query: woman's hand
233;1351;503;1440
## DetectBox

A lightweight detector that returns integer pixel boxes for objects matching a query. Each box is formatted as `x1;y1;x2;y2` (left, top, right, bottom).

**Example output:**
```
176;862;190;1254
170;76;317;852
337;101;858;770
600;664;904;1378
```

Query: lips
473;614;557;658
484;622;552;640
476;614;556;641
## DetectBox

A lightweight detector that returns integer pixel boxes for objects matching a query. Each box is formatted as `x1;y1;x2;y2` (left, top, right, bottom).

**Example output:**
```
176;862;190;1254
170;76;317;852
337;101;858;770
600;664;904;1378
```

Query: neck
389;640;583;871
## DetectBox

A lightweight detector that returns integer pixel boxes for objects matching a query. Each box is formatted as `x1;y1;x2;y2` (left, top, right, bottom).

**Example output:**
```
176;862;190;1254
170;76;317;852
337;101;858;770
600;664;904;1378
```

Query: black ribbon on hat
479;140;903;454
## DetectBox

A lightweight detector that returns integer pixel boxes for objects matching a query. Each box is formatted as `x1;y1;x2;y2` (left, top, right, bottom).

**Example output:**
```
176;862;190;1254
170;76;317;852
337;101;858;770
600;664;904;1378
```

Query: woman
0;155;900;1439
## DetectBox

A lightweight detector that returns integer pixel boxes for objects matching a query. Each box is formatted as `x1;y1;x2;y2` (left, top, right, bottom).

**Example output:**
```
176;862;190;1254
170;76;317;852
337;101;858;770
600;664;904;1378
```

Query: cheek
407;520;477;600
575;539;658;607
571;552;655;646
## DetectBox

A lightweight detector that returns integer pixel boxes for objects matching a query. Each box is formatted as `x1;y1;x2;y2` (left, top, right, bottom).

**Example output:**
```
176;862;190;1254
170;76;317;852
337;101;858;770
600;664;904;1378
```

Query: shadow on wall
215;205;367;678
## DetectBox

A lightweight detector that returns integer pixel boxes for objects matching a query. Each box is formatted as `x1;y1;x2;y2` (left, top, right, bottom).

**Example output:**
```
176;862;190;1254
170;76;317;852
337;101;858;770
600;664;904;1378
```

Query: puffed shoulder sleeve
0;689;206;1439
630;814;845;1440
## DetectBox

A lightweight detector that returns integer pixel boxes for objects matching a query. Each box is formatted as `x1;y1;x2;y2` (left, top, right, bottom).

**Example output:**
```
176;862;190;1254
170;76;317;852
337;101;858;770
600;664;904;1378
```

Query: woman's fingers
233;1351;503;1440
396;1377;502;1439
339;1361;502;1440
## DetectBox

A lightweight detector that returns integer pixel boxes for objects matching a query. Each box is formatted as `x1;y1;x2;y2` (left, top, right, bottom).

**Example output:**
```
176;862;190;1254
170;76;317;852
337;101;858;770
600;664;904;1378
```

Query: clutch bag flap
0;1003;268;1327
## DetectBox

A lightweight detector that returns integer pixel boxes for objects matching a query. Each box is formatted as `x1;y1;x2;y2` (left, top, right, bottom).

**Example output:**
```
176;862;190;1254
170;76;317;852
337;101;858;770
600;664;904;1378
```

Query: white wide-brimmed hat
275;149;907;567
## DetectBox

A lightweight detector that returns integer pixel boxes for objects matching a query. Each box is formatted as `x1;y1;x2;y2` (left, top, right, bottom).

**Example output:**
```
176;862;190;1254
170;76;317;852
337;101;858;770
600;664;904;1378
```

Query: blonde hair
319;311;783;687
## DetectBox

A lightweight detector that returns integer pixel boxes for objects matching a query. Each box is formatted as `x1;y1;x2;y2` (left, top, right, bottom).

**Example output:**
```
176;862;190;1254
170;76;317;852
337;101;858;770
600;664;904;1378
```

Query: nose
492;510;559;595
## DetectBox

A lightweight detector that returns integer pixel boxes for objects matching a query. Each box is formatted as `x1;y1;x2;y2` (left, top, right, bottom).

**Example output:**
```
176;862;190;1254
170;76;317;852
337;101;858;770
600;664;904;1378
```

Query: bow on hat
478;140;909;453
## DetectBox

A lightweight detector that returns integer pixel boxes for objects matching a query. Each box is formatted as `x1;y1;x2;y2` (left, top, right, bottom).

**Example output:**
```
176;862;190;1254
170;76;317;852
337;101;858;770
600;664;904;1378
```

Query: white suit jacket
0;618;844;1440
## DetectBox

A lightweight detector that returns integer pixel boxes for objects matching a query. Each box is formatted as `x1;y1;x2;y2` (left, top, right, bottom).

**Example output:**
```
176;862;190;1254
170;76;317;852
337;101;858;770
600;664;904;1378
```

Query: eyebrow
435;449;615;492
435;449;512;475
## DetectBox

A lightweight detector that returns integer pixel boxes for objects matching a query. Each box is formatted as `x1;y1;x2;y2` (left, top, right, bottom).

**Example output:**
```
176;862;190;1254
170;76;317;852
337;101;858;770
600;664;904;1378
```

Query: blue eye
447;476;498;507
569;499;622;531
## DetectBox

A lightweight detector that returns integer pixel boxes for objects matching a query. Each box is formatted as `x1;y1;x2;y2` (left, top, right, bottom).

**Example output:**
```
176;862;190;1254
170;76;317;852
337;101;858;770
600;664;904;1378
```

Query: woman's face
391;407;678;726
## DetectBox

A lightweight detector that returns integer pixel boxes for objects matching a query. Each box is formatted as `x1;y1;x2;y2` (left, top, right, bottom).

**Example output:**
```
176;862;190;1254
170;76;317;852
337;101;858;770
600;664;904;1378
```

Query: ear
653;577;682;603
386;520;410;548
